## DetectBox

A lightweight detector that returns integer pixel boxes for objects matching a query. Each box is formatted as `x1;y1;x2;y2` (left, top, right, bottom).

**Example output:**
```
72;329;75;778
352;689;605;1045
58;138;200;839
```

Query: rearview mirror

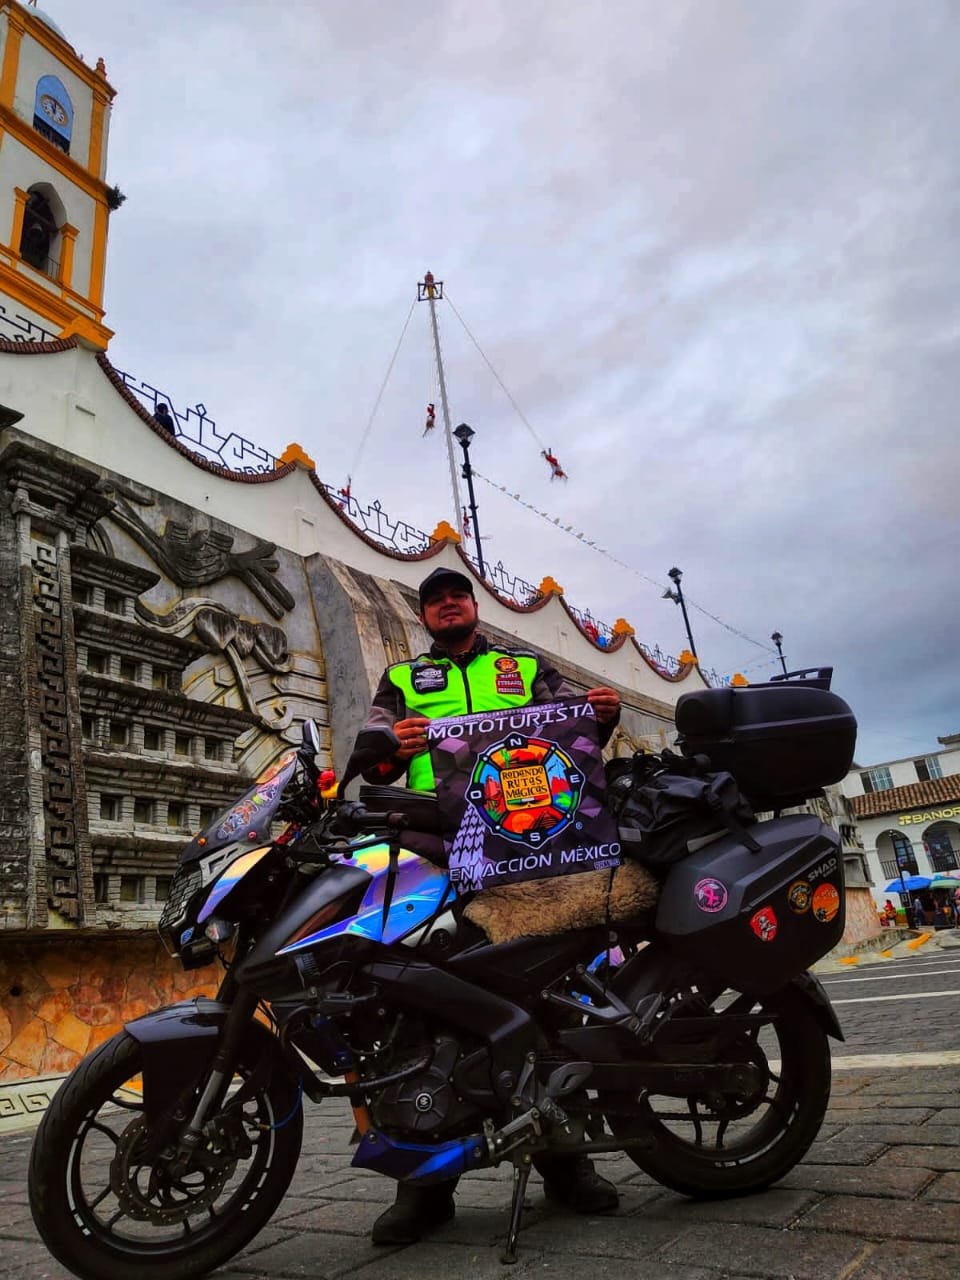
339;728;402;793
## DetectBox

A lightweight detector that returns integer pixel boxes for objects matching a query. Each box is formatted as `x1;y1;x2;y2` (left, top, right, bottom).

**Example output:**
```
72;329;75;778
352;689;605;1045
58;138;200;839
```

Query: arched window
33;74;73;154
19;187;62;277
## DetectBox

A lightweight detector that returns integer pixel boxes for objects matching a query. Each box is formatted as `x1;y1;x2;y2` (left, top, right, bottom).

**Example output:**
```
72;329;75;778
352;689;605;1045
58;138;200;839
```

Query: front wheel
28;1028;303;1280
601;983;831;1198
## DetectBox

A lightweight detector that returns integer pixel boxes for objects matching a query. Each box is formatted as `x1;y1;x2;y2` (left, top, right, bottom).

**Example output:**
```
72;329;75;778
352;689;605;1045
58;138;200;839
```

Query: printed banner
427;698;621;892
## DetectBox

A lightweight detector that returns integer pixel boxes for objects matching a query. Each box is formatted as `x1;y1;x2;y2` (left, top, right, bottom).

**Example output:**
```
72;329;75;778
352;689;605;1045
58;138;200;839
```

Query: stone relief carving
107;490;295;619
136;598;296;734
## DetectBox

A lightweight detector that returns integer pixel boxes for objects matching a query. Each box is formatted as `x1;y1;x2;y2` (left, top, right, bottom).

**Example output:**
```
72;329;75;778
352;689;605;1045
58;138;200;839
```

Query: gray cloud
57;0;960;764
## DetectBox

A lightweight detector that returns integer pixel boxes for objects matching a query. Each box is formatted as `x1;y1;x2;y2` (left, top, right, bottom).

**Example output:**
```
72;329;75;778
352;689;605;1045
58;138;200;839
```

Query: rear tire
28;1028;303;1280
601;984;831;1198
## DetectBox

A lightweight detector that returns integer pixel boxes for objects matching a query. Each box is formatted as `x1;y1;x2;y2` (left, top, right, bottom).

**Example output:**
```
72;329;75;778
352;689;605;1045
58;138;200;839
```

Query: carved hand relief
108;492;295;619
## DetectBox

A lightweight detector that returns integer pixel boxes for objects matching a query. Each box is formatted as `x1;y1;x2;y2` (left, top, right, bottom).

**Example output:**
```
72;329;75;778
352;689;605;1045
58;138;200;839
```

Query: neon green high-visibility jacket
357;634;588;792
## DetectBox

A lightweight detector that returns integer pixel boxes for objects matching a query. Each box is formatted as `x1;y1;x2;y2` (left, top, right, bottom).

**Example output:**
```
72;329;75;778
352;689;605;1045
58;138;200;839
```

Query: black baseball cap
418;567;475;609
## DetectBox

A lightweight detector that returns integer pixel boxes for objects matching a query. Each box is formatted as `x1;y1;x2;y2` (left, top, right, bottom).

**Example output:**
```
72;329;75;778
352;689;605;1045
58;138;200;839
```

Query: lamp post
664;566;697;661
453;422;485;581
771;631;788;676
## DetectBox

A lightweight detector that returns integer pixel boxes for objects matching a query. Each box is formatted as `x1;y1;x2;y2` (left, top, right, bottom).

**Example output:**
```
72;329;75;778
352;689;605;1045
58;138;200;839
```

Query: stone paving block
919;1171;960;1202
845;1241;960;1280
780;1162;933;1198
276;1198;389;1237
661;1222;869;1278
878;1145;960;1172
304;1176;394;1203
804;1139;888;1165
344;1239;712;1280
268;1193;332;1223
229;1228;401;1278
849;1093;956;1108
505;1212;684;1260
825;1106;932;1124
830;1124;955;1146
799;1194;960;1242
635;1187;819;1228
921;1108;960;1126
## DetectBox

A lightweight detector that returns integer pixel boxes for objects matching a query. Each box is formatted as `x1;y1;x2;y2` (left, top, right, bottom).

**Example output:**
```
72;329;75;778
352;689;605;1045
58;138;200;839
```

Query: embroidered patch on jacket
495;673;525;695
411;664;448;694
494;656;520;673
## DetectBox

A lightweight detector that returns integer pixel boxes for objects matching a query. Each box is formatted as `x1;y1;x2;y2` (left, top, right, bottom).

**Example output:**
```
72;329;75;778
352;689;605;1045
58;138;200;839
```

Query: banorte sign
898;804;960;825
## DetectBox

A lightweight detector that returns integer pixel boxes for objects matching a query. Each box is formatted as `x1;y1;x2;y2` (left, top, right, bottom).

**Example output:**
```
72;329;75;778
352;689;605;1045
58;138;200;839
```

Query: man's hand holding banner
427;697;621;893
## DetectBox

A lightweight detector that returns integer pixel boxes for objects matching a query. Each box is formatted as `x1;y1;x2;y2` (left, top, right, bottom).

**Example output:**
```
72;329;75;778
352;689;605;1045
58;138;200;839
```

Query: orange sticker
812;882;840;923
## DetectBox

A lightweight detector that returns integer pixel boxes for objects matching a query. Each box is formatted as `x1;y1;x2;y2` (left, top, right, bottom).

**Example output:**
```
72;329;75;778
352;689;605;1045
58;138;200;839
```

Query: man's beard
427;620;476;648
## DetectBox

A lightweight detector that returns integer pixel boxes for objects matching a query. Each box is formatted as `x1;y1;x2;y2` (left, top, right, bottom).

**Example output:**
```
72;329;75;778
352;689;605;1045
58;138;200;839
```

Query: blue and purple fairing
277;845;454;955
351;1127;488;1183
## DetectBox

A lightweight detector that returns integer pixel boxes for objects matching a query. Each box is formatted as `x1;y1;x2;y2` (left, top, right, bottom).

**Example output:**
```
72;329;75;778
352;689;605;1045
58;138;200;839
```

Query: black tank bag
607;750;759;870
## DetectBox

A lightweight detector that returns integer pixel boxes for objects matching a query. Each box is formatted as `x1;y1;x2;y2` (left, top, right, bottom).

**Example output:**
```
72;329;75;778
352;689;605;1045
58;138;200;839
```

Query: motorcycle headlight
158;867;202;955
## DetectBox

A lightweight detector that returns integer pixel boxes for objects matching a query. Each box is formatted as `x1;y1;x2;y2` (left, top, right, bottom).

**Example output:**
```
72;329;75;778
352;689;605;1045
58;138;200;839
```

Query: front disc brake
110;1116;235;1225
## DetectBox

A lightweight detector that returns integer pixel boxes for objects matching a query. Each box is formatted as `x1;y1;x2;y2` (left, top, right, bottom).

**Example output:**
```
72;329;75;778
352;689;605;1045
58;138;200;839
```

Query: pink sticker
694;878;728;913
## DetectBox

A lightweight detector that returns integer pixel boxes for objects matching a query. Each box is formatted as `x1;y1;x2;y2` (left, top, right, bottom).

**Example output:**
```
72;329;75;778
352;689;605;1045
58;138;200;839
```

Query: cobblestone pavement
4;942;959;1280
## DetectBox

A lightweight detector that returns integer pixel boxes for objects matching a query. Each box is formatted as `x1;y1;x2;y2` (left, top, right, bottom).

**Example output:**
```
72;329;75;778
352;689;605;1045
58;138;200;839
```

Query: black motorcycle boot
535;1154;619;1213
370;1179;458;1245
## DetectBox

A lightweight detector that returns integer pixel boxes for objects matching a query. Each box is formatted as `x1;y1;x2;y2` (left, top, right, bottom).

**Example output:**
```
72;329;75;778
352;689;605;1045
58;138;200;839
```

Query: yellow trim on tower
0;257;111;346
88;90;109;179
88;201;108;310
0;8;24;109
10;184;27;250
58;222;78;291
15;4;116;98
0;105;112;204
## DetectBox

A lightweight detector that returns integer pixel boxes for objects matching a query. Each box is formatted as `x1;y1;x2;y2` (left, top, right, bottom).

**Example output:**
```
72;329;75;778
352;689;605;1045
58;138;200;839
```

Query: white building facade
840;735;960;905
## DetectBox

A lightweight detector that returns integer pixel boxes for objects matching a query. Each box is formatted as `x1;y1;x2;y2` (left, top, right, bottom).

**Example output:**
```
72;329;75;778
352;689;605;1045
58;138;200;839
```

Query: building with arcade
841;736;960;906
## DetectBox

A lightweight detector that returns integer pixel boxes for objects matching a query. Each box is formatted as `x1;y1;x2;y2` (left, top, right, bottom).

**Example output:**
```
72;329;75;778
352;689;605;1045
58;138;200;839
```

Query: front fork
163;988;261;1176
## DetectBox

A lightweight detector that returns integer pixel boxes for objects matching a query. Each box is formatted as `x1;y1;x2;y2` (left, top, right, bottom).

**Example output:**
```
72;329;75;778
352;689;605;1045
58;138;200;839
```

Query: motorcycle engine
372;1035;481;1137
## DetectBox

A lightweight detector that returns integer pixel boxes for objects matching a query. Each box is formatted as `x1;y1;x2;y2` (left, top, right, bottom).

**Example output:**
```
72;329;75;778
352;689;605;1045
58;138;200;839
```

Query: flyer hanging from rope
428;697;621;893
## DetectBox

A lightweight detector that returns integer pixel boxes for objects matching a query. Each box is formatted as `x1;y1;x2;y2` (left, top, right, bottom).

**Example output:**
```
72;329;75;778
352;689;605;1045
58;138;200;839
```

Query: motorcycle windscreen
277;845;455;953
180;750;300;863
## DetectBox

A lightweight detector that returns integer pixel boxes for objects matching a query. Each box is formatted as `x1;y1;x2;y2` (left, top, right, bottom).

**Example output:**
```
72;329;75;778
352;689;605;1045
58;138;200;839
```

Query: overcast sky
56;0;960;767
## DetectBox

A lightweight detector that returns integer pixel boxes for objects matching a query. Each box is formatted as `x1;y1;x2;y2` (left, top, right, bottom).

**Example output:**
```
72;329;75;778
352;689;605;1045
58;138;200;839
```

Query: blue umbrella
883;875;931;894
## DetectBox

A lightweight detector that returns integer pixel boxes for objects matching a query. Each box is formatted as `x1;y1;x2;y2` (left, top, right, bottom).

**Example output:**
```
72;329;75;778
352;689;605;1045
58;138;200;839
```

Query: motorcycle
28;669;856;1278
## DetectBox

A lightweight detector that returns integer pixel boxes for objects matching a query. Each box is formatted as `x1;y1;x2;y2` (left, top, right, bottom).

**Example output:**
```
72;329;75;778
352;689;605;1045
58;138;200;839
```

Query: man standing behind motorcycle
354;565;623;1245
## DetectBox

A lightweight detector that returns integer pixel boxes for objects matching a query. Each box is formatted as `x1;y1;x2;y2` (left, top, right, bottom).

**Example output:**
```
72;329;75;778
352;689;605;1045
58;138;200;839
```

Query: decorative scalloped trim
0;336;79;354
94;352;298;483
8;345;697;685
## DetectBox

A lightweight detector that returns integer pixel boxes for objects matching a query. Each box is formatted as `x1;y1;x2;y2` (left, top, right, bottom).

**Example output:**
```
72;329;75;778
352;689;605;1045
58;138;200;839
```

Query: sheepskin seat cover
464;861;660;945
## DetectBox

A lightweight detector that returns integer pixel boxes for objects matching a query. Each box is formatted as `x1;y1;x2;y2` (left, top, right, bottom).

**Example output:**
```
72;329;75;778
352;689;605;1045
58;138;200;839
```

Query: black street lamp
663;566;697;660
453;422;486;580
771;631;788;676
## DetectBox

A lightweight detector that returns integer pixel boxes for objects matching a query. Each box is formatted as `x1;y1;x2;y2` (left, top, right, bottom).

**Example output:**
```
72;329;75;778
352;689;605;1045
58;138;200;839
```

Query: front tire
28;1028;303;1280
601;984;831;1198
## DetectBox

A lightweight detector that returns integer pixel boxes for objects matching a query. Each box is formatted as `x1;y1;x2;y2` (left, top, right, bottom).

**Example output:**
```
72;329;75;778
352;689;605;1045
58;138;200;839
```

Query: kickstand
501;1157;532;1265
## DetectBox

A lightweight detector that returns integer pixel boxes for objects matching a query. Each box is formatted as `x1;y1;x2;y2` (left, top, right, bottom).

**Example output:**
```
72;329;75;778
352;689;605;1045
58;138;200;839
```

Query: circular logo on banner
812;882;840;923
693;878;728;913
494;656;519;673
787;880;812;914
466;733;583;848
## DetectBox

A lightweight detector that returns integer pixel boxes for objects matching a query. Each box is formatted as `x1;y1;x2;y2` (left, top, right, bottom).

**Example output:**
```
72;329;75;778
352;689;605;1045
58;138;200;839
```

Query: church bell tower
0;0;115;348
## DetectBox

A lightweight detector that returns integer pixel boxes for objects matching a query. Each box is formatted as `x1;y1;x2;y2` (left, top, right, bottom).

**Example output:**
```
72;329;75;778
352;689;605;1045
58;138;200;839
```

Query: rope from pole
346;298;416;484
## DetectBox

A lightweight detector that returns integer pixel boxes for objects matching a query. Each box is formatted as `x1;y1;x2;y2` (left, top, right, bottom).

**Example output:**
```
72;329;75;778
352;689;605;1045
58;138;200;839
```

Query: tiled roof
851;772;960;818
